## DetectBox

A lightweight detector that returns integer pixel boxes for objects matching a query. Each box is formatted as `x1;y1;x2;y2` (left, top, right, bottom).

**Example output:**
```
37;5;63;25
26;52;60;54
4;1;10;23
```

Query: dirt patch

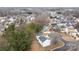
60;33;75;41
45;40;64;51
31;37;44;51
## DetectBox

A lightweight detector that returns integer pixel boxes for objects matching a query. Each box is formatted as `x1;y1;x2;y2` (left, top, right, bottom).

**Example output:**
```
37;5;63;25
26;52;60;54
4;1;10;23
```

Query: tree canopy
4;24;32;51
26;23;43;34
3;22;43;51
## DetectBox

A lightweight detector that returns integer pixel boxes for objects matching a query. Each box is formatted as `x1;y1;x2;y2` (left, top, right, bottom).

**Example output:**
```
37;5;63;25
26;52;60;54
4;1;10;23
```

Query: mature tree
26;23;43;34
34;13;50;25
61;25;66;28
3;22;43;51
4;24;32;51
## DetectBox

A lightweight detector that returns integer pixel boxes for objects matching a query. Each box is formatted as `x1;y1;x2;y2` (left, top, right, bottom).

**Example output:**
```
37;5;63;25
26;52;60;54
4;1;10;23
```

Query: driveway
31;36;44;51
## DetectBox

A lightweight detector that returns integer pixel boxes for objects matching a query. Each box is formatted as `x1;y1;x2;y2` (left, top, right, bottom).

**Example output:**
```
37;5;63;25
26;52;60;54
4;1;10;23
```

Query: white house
8;17;16;24
75;18;79;22
61;28;69;33
0;19;5;23
48;11;56;17
26;15;35;23
36;35;50;47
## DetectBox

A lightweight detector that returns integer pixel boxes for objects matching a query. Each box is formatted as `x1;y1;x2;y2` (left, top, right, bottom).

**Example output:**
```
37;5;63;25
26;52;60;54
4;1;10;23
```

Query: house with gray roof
36;31;62;47
36;35;50;47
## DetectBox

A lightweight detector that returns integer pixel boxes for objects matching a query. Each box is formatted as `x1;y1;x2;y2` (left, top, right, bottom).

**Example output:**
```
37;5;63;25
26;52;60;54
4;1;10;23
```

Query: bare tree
34;13;50;25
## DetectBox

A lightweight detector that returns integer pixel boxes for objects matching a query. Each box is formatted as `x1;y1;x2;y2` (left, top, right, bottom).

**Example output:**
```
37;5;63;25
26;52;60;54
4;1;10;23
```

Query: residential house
26;15;35;23
36;27;62;47
36;35;50;47
75;18;79;23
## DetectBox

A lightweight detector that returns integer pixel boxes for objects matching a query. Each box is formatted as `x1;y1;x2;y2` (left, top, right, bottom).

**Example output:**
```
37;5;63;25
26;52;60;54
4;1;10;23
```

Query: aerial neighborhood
0;7;79;51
